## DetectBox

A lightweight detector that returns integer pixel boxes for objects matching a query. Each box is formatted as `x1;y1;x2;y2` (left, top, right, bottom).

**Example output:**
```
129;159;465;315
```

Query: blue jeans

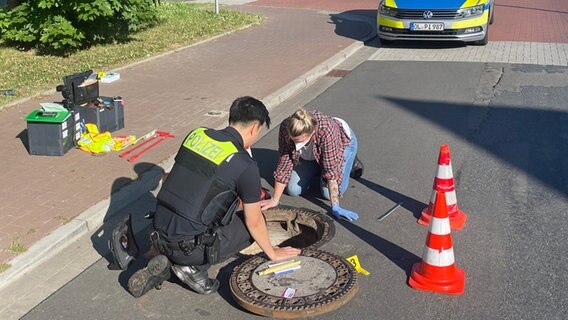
286;128;358;199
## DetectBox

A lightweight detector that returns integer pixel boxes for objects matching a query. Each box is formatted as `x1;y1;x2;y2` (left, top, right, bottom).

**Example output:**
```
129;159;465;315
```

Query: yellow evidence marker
346;255;370;276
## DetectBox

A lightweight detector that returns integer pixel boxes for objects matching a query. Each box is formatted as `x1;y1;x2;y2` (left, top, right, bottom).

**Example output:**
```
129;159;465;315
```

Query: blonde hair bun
288;107;316;137
295;108;308;120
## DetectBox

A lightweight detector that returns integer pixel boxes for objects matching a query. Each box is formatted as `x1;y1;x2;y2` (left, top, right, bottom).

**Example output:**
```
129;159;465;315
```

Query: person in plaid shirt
260;108;363;221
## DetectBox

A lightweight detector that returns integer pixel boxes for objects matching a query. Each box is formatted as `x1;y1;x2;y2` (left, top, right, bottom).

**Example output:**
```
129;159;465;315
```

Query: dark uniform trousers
164;212;254;272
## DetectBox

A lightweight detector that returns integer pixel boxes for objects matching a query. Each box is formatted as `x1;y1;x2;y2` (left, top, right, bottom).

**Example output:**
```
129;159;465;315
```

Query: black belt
151;232;200;256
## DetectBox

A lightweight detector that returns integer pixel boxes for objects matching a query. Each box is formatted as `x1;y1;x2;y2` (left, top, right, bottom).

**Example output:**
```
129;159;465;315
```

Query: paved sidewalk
0;4;374;287
371;41;568;66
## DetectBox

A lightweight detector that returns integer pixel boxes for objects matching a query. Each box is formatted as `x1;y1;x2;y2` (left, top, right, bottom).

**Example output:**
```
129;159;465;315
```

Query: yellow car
377;0;495;45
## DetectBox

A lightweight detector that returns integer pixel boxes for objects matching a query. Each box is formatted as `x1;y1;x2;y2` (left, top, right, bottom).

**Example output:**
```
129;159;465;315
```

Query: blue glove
331;204;359;221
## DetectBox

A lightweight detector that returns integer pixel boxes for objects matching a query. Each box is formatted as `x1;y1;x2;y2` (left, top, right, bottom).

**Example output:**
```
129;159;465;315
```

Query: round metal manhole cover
240;206;335;255
230;248;359;318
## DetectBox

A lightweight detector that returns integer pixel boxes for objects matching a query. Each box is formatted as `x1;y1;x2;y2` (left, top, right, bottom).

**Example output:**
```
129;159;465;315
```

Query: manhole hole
240;206;335;255
230;248;359;318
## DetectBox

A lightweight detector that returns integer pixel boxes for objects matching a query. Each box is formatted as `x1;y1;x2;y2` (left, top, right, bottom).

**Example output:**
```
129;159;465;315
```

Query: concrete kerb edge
0;23;257;113
0;13;376;291
262;42;363;109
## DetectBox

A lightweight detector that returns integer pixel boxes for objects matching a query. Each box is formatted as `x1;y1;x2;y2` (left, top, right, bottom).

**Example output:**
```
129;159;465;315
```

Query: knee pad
109;214;139;270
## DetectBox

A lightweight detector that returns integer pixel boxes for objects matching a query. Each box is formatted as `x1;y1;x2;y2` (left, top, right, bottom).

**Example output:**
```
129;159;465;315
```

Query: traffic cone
418;144;467;230
409;191;465;295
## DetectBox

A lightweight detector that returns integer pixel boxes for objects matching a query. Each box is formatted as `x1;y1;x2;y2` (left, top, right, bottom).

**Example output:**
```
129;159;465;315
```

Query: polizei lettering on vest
196;141;223;159
186;131;225;161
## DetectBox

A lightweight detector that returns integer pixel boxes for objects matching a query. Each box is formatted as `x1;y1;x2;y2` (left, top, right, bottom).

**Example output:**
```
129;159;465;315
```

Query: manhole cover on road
240;206;335;255
230;249;359;319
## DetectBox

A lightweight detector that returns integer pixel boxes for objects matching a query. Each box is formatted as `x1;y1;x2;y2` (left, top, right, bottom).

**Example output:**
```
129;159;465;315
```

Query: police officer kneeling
128;97;301;297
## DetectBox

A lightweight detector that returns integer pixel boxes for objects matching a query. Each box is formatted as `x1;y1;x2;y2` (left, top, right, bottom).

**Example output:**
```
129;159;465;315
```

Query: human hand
269;246;301;262
260;198;279;211
331;204;359;221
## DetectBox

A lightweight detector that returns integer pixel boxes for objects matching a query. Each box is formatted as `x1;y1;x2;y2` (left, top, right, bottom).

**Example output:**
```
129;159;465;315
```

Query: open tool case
57;70;125;141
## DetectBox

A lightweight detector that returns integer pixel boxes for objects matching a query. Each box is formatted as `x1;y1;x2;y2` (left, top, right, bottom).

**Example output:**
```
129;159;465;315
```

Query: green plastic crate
25;110;74;156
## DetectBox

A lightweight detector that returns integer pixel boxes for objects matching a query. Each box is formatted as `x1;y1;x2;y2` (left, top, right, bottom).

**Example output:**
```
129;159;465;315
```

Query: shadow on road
215;256;257;313
329;10;376;42
329;9;472;50
380;95;568;197
304;195;420;276
377;40;468;49
251;147;278;186
357;178;427;219
89;162;164;290
337;219;421;276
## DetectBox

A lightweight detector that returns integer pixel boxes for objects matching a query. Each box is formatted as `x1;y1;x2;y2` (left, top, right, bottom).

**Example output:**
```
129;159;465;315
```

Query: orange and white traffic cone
409;191;465;295
418;144;467;230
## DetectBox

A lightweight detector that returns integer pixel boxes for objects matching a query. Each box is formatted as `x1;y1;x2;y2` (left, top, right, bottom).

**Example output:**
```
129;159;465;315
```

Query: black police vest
156;128;247;228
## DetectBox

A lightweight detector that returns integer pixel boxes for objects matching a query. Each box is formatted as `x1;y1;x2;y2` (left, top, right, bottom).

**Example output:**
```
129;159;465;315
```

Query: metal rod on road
215;0;219;14
377;202;404;221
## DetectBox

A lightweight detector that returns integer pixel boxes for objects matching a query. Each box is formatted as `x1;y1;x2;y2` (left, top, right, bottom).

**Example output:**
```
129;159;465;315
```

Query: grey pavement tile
371;41;568;66
0;273;45;310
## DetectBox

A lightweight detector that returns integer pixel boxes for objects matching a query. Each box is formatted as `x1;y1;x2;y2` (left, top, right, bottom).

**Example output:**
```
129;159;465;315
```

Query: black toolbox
57;70;125;134
75;97;125;133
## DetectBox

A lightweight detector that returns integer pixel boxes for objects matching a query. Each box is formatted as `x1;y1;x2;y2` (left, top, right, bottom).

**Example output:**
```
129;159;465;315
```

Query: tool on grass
119;129;158;157
127;131;175;163
377;202;403;222
0;89;16;96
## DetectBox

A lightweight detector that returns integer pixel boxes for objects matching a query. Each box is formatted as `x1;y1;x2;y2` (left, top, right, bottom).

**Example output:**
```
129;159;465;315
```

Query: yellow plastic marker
346;255;370;276
257;259;301;276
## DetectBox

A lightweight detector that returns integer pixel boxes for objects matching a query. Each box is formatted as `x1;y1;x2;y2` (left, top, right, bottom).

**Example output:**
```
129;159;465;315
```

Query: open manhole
240;206;335;255
230;248;359;318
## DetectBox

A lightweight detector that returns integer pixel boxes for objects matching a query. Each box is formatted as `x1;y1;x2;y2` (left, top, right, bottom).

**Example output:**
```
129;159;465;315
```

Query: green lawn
0;3;262;108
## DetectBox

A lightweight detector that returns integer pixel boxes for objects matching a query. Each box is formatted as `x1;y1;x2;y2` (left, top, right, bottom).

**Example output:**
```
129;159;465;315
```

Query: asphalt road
22;60;568;319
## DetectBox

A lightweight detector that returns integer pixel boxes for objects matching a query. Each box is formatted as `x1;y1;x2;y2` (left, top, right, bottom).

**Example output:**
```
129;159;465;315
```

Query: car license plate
410;23;444;31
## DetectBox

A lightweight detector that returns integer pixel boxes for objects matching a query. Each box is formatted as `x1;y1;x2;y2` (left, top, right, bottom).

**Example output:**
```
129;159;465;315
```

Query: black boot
350;156;364;179
171;265;220;295
127;255;171;298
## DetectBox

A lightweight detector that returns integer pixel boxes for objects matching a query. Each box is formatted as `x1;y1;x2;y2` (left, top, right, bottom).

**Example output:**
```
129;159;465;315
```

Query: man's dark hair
229;96;271;129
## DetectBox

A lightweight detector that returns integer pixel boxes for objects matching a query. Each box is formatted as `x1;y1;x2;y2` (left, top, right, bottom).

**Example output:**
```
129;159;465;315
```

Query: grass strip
0;3;261;108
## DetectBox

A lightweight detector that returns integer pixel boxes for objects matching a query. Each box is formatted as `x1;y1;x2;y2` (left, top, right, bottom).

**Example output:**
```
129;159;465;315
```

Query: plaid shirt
274;110;351;185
